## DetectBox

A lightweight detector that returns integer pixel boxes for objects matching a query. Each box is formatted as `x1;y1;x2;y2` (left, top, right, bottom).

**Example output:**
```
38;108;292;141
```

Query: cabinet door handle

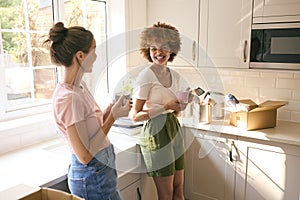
229;141;240;162
243;40;247;63
229;143;233;162
192;41;196;61
137;187;141;200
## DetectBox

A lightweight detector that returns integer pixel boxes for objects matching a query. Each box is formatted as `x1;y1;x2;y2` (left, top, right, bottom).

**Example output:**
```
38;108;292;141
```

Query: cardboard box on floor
229;99;287;131
0;184;83;200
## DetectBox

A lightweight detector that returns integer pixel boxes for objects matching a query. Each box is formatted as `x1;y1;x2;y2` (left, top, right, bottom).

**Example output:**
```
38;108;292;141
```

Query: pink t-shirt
53;81;110;152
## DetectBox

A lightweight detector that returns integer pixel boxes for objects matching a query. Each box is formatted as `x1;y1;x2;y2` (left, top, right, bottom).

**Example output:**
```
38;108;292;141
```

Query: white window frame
0;0;110;122
0;0;57;121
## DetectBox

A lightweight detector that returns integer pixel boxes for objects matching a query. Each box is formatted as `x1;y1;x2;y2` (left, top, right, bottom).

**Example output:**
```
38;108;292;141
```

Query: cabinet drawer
119;179;141;200
117;173;141;191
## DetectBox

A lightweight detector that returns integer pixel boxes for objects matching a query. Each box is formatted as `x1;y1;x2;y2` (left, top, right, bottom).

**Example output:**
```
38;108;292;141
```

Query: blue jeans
68;144;122;200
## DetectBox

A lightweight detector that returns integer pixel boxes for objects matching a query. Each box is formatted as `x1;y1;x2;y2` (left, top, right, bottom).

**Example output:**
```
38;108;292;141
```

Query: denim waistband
71;143;115;168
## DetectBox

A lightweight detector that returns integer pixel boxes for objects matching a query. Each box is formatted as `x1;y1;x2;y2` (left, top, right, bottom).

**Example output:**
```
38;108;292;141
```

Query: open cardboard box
229;99;287;131
0;184;83;200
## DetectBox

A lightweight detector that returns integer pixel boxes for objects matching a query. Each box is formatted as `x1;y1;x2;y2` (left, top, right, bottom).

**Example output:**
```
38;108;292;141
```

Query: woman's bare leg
153;175;174;200
173;170;184;200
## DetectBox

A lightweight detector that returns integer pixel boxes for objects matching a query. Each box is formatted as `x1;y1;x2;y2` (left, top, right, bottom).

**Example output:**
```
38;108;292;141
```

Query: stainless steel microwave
250;23;300;70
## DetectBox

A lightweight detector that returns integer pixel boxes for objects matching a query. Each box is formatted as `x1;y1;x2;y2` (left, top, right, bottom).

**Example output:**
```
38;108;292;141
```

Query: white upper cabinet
147;0;199;67
253;0;300;24
125;0;148;68
199;0;252;68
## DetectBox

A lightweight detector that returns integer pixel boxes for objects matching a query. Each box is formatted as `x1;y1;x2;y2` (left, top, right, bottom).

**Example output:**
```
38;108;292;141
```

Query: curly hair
139;22;181;63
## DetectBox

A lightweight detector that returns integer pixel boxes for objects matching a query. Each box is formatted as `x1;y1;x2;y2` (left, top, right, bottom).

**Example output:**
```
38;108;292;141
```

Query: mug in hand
113;93;131;106
176;91;190;104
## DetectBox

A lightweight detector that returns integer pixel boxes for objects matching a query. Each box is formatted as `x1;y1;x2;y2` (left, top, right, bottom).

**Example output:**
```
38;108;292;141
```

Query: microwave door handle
243;40;247;63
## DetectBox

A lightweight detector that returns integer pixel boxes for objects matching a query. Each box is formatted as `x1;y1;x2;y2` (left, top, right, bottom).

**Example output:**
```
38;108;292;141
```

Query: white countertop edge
183;119;300;146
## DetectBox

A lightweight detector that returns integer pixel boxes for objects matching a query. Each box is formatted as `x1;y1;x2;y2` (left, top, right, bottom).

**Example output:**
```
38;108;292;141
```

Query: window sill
0;112;58;155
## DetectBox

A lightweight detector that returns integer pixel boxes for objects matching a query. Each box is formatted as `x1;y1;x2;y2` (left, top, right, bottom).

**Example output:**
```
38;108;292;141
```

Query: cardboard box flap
20;187;83;200
0;184;39;200
0;185;83;200
40;188;83;200
259;100;288;108
238;99;258;111
249;106;275;112
249;100;287;112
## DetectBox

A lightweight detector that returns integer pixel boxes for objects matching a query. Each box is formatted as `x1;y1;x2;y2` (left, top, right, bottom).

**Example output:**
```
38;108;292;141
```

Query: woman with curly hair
132;22;190;200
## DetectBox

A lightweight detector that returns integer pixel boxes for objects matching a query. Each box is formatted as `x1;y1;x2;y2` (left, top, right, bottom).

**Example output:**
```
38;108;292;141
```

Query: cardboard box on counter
229;99;287;131
0;184;83;200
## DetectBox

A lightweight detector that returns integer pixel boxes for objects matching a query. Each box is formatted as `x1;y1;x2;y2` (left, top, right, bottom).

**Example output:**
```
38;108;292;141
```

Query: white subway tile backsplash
205;75;224;89
259;88;292;100
260;71;293;79
221;76;244;86
292;90;300;100
284;100;300;112
245;77;276;88
184;74;206;88
239;70;260;78
219;69;260;77
293;73;300;79
224;86;259;99
178;67;225;92
277;79;300;90
278;110;291;121
291;111;300;122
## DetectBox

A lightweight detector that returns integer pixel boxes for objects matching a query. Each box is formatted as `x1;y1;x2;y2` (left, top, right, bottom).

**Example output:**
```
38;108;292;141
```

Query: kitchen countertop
0;130;140;192
1;118;299;193
182;118;300;146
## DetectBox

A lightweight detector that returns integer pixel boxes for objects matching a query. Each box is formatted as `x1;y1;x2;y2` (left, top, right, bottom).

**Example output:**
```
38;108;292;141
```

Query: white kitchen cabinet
125;0;148;68
235;138;300;200
119;173;141;200
253;0;300;24
115;142;142;200
147;0;199;67
184;128;238;200
139;173;158;200
199;0;252;68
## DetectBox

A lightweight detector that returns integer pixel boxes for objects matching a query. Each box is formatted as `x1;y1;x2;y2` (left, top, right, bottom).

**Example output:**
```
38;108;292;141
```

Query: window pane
6;67;31;101
63;0;108;94
0;0;108;115
62;0;107;45
34;0;54;31
31;33;52;67
0;0;54;112
34;68;56;99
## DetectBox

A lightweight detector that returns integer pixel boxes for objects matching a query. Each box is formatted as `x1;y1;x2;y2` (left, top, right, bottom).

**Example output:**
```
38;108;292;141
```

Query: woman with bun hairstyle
44;22;130;200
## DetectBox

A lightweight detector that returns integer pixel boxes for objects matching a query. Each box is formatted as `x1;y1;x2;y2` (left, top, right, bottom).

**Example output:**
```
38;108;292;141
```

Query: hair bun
49;22;68;43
